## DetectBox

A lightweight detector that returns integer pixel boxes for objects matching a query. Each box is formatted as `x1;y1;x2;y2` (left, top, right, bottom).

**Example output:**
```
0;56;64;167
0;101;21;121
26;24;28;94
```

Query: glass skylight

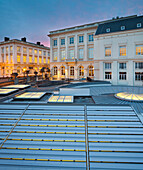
15;92;46;99
115;92;143;101
0;89;18;95
3;85;30;89
48;95;73;103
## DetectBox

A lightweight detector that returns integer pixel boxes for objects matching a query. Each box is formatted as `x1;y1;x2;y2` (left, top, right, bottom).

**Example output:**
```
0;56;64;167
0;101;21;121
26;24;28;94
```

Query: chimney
21;37;26;42
37;42;41;45
4;37;10;41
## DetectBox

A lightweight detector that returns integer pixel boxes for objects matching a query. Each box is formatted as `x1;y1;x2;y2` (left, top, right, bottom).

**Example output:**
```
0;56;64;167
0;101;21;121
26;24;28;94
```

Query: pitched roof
95;15;143;35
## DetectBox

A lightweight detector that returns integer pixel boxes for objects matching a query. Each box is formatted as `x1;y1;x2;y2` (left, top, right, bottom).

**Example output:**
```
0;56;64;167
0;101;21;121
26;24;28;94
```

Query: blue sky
0;0;143;46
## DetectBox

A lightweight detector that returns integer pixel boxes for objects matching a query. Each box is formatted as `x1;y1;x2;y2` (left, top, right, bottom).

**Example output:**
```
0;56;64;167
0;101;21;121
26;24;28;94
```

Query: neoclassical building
0;37;50;77
48;15;143;86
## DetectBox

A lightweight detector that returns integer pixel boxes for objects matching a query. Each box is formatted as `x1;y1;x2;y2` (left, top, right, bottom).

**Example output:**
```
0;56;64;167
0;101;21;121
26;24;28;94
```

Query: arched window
17;66;21;74
89;66;94;76
61;66;65;75
79;66;84;76
70;66;74;76
53;66;57;75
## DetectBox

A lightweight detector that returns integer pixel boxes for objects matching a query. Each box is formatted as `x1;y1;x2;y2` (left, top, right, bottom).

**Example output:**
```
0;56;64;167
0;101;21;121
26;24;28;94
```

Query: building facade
0;37;50;77
48;15;143;86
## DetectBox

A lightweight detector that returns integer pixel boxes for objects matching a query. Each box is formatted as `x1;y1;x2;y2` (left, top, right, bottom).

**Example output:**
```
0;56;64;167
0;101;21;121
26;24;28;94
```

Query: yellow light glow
0;89;18;94
16;92;46;99
115;92;143;101
48;95;73;103
3;85;30;89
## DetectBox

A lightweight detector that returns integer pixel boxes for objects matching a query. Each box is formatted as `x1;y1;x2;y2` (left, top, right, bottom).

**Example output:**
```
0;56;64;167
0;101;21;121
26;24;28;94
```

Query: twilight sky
0;0;143;47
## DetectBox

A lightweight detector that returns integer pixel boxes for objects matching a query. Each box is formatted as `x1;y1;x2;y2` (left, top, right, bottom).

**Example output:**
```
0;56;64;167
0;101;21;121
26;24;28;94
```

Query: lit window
17;46;21;52
135;62;143;69
10;46;13;52
34;56;37;63
137;23;141;28
89;34;94;42
136;45;143;55
79;66;84;76
34;49;37;55
39;57;42;63
61;66;65;75
69;49;74;59
44;57;46;63
39;50;42;55
61;39;65;45
119;46;126;56
1;47;4;53
10;55;13;63
53;51;57;61
70;66;74;76
79;35;84;43
61;50;65;60
105;72;112;79
119;63;126;69
88;48;93;59
23;55;27;63
23;47;27;53
54;39;57;46
106;28;110;32
6;47;8;53
135;72;143;81
6;55;9;63
29;48;32;54
48;59;50;64
89;66;94;76
69;37;74;44
53;66;57;75
105;63;111;69
29;56;32;63
17;55;20;62
79;49;84;59
105;47;111;57
119;72;126;80
121;26;125;30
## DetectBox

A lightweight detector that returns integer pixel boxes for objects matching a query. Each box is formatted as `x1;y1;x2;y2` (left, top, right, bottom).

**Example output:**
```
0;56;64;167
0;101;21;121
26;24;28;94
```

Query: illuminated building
0;37;50;77
48;15;143;86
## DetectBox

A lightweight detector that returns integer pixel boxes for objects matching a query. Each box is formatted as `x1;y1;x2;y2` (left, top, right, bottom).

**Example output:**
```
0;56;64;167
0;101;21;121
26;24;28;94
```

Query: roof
0;39;50;50
95;15;143;35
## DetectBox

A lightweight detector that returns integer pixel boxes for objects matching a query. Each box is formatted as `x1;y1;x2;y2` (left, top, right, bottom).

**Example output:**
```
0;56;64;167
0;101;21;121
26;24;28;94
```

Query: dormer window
106;28;110;33
121;26;125;30
137;23;141;28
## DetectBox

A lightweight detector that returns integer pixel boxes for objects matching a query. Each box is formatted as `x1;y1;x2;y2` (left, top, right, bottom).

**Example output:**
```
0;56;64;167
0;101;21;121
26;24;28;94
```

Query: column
128;60;134;86
84;32;87;61
112;61;118;85
65;36;68;60
75;67;78;79
57;37;60;62
75;34;78;59
85;68;87;78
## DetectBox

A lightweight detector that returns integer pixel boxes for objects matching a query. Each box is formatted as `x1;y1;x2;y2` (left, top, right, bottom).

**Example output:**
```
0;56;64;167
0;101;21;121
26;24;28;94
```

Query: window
105;47;111;57
1;47;4;53
6;47;8;53
44;57;46;63
69;50;74;59
119;46;126;56
89;66;94;76
105;63;111;69
53;66;57;75
53;51;57;61
39;57;42;63
79;35;84;43
43;51;46;56
39;50;42;55
6;55;8;63
48;59;50;64
17;67;21;74
34;56;37;63
17;55;20;62
17;46;21;52
88;48;93;59
10;55;13;63
135;72;143;81
29;48;32;54
61;39;65;45
79;49;84;59
23;55;27;63
34;49;37;55
70;66;74;76
105;72;112;79
29;56;32;63
137;23;141;28
135;62;143;69
119;63;126;69
61;50;65;60
119;72;126;80
69;37;74;44
54;39;57;46
10;46;13;52
121;26;125;30
79;66;84;76
106;28;110;32
136;45;143;55
23;47;27;53
89;34;94;42
61;66;65;75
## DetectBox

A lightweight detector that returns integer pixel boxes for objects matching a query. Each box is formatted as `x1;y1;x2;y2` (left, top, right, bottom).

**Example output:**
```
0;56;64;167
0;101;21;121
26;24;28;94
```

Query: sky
0;0;143;47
